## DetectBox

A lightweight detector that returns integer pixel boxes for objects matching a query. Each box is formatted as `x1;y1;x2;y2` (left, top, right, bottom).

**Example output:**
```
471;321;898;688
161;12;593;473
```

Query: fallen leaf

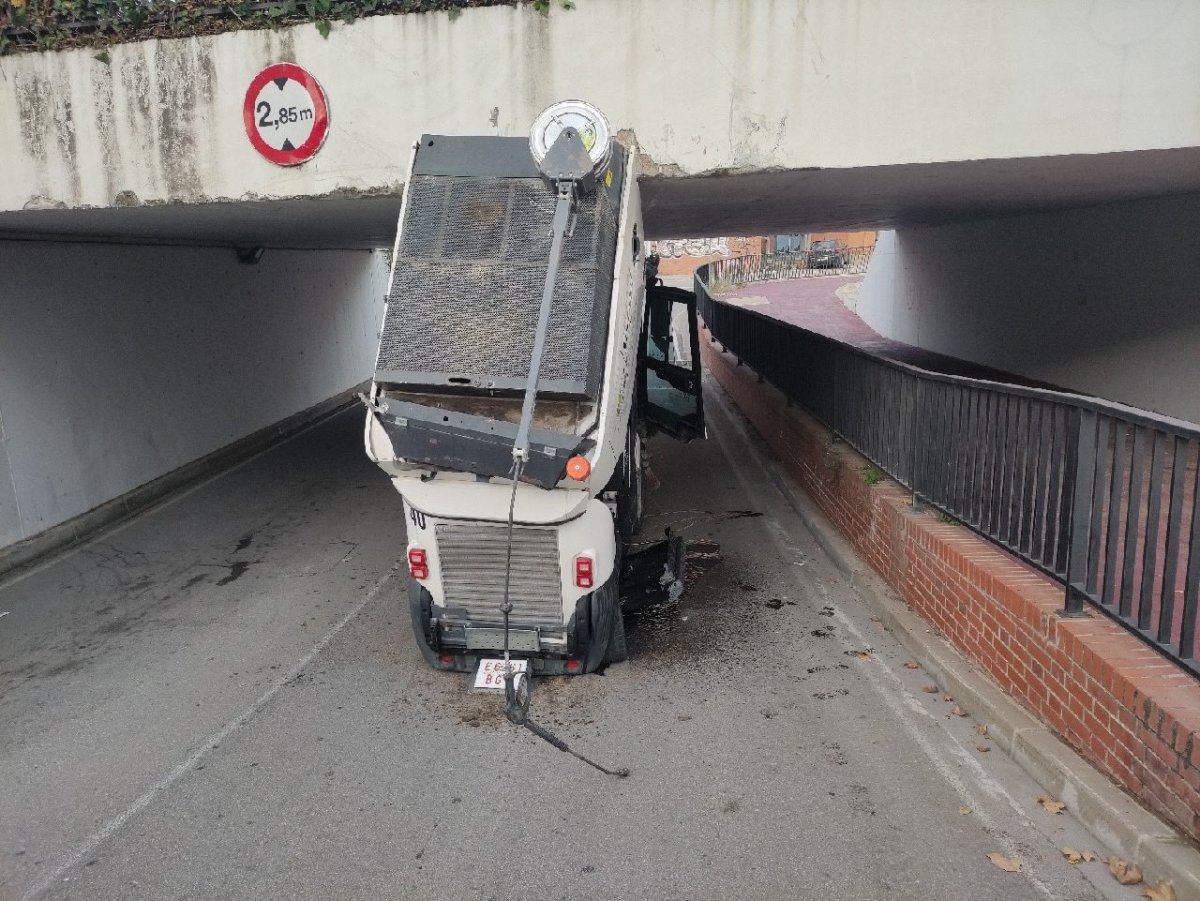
943;693;954;702
1107;857;1143;885
952;706;967;717
855;652;872;662
1143;880;1177;901
904;660;920;669
959;805;972;815
976;724;989;735
1061;848;1083;864
986;852;1023;872
922;685;938;694
1080;850;1096;862
977;744;991;753
1037;794;1066;815
870;615;881;622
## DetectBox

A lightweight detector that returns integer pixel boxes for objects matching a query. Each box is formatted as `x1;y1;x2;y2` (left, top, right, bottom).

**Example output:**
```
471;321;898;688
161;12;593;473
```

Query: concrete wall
0;241;387;549
4;0;1200;213
857;194;1200;423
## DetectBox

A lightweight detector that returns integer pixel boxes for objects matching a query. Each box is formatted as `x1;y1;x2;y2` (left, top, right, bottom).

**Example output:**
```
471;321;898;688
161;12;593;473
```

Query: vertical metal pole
1062;408;1097;617
512;181;574;461
910;377;923;511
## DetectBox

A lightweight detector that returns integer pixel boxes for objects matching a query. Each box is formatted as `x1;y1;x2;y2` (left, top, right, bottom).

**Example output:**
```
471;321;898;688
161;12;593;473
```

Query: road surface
0;387;1147;900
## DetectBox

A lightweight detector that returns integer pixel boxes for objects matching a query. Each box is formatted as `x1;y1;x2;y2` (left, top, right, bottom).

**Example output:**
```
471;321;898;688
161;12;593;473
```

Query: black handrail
697;255;1200;679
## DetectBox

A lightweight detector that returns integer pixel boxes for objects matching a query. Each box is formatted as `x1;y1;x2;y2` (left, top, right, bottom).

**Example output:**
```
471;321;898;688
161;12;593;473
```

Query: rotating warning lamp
529;100;613;181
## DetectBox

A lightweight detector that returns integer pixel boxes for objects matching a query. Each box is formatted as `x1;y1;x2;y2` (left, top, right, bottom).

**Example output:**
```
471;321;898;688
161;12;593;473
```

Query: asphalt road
0;389;1149;901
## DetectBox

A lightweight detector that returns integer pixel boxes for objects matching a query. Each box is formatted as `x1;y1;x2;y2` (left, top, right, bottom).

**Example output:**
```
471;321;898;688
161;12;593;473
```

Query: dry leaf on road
959;806;972;815
1143;880;1177;901
1107;857;1143;885
976;744;991;752
922;685;939;693
1037;794;1066;815
1062;848;1084;864
904;660;920;669
943;693;954;702
952;706;967;717
855;652;872;662
976;724;989;735
986;853;1023;872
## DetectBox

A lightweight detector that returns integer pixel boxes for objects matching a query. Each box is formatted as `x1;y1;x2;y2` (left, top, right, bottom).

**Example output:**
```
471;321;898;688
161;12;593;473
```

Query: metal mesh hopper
375;143;624;400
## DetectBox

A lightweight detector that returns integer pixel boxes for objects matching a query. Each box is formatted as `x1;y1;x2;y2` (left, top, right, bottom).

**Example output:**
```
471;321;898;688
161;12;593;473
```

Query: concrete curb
708;380;1200;900
0;383;366;584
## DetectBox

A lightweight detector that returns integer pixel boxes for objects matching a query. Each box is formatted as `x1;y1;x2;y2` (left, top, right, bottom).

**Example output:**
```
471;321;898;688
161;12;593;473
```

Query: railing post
1062;408;1097;617
910;377;923;511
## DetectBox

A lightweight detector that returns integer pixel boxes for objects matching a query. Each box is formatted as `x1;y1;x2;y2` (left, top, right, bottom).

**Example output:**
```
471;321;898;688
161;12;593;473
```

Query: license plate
473;658;528;690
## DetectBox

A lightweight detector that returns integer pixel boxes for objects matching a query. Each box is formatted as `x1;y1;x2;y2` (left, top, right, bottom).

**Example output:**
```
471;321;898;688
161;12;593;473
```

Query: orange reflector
565;455;591;481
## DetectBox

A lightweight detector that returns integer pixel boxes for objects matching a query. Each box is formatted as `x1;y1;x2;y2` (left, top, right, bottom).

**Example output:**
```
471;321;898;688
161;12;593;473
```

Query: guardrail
696;256;1200;679
703;245;874;284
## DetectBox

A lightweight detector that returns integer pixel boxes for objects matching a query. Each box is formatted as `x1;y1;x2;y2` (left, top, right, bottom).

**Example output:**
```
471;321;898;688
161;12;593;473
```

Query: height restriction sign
243;63;329;166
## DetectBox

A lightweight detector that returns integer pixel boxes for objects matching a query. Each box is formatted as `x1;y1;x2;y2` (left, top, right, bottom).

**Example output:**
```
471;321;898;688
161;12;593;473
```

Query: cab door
637;284;705;441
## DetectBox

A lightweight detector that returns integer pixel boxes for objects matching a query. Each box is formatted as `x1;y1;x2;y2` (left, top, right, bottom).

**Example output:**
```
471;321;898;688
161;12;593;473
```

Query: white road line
20;563;400;901
705;388;1055;899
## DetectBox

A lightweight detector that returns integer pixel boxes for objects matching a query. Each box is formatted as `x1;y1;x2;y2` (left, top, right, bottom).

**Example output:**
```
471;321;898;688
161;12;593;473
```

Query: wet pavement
0;397;1149;900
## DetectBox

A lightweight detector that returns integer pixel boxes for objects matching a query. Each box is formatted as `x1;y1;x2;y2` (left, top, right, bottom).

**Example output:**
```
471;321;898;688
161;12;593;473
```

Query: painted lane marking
21;563;400;901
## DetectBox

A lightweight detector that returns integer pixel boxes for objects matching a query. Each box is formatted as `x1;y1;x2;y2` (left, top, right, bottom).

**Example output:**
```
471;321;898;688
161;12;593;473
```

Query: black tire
408;579;443;669
605;605;628;665
582;574;626;671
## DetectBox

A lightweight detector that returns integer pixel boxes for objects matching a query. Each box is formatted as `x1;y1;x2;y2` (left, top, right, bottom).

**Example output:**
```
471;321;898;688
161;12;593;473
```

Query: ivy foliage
0;0;573;55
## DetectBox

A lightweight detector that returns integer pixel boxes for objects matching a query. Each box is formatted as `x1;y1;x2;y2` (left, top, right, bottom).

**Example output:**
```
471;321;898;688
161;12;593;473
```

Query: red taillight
408;547;429;581
574;555;594;589
439;654;455;666
566;659;581;672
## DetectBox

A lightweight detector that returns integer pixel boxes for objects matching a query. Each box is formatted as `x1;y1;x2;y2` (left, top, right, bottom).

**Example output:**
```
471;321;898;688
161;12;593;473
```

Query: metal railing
696;256;1200;678
703;245;874;284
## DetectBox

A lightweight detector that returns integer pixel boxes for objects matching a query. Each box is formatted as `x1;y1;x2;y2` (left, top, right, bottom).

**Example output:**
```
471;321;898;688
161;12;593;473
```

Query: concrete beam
2;0;1200;229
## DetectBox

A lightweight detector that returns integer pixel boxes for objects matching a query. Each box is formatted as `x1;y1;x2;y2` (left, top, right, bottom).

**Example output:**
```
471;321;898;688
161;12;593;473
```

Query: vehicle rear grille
435;521;563;628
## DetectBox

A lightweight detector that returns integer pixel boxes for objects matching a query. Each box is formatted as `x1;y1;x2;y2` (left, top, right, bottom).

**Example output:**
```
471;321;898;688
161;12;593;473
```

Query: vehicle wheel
582;574;625;671
408;579;443;669
605;606;628;665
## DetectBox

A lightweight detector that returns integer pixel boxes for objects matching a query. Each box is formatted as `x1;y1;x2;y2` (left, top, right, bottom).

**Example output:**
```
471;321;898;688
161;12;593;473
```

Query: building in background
649;232;877;277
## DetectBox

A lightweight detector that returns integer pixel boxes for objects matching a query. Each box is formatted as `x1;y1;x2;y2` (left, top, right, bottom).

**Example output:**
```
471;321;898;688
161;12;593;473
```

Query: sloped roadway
0;383;1149;901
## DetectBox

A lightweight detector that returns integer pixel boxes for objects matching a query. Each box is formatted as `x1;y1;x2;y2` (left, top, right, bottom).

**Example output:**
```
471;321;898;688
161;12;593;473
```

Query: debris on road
951;706;967;717
986;852;1023;872
1037;794;1066;815
903;660;920;669
1061;848;1096;864
922;685;938;694
976;744;991;753
959;806;972;815
1107;857;1143;885
1144;879;1177;900
976;724;988;735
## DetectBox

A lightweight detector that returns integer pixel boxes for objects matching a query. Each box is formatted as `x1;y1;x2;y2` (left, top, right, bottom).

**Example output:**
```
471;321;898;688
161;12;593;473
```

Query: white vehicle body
364;110;702;673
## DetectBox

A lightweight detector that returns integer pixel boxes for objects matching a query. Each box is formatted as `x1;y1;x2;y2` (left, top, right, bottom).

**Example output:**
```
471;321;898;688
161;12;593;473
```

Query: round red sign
243;63;329;166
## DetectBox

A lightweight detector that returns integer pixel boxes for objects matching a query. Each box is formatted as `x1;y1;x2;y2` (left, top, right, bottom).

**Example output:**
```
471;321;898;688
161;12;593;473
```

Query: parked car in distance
809;239;848;269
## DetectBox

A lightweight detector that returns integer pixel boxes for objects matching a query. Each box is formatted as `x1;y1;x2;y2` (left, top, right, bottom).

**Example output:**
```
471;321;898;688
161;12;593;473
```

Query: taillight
566;659;581;672
574;555;594;589
408;547;429;580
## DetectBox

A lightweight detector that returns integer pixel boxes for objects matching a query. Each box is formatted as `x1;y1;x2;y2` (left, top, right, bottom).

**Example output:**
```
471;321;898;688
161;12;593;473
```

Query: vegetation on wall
0;0;573;55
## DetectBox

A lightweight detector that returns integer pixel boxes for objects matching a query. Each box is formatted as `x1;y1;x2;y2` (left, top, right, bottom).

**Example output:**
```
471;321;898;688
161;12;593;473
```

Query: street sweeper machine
363;101;705;684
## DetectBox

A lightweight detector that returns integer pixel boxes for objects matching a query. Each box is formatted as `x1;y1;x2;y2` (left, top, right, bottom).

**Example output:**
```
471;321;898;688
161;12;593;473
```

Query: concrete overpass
3;0;1200;554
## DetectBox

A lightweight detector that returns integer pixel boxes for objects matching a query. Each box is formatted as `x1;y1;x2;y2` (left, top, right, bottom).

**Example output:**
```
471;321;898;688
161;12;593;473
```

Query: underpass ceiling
1;146;1199;248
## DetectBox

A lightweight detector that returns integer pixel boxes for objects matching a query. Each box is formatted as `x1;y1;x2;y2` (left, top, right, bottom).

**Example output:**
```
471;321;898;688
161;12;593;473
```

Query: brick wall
702;335;1200;842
